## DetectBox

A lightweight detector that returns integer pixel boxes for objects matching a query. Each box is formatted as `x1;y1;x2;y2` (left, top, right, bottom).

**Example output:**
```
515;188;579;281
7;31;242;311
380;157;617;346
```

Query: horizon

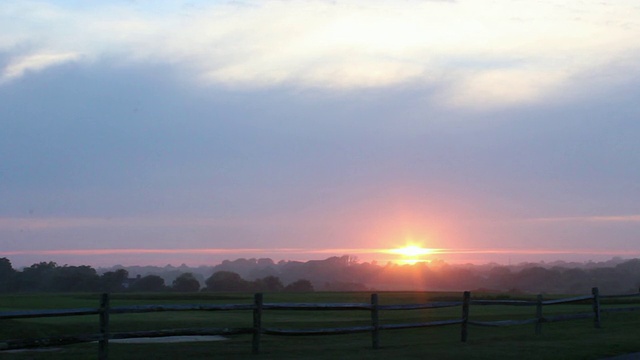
2;1;639;269
4;248;640;269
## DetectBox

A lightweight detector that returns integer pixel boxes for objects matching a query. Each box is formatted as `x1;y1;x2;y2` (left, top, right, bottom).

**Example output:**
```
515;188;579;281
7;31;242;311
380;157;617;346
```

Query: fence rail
1;287;639;359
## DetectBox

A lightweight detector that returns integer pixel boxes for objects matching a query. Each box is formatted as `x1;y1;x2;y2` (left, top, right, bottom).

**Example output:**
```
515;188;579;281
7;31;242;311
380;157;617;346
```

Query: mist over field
108;256;640;294
3;255;639;295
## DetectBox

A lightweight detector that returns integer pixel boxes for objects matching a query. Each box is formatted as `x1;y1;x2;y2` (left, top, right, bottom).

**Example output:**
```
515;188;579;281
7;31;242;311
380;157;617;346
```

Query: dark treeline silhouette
2;256;640;294
0;257;313;293
196;255;640;294
202;271;313;292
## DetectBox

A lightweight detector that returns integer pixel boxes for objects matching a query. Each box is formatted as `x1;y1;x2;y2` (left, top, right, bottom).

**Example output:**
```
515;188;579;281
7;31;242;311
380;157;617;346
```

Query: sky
1;0;640;268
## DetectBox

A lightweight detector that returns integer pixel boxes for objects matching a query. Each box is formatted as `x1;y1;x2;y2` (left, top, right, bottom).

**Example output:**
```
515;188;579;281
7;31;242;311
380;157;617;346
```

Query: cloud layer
2;1;640;267
2;0;640;108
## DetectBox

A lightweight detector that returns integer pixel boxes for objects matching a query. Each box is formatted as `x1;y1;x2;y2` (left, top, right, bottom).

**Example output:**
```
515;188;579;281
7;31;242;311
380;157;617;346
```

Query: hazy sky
1;0;640;267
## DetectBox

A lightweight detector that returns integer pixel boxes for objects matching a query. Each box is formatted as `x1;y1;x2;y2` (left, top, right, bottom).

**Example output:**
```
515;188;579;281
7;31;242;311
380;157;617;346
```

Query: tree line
199;255;640;294
0;258;313;293
2;255;640;294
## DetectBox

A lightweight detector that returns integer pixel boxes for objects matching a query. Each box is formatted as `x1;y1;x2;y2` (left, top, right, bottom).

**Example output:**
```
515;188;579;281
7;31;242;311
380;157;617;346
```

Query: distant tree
590;267;623;293
252;276;284;292
19;262;59;292
615;259;640;292
130;275;166;292
284;279;314;292
52;265;100;292
257;258;275;266
172;272;201;292
514;267;558;293
0;258;17;292
487;266;514;291
100;269;130;292
204;271;248;292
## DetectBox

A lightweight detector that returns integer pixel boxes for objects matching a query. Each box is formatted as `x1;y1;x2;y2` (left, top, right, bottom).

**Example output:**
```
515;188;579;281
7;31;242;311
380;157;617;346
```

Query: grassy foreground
1;292;639;359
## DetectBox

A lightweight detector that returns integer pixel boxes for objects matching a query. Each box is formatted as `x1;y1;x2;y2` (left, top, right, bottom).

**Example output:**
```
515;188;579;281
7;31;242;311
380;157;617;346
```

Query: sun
386;244;434;264
391;245;434;257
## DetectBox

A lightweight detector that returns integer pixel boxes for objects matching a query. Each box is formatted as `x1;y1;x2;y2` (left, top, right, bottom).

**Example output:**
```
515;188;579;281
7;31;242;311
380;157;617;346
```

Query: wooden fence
1;287;640;359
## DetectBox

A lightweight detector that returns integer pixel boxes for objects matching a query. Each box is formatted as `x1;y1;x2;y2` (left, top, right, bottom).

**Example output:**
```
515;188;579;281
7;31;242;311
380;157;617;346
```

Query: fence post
99;293;110;360
461;291;470;342
535;294;543;335
592;287;601;329
252;293;263;354
371;293;380;349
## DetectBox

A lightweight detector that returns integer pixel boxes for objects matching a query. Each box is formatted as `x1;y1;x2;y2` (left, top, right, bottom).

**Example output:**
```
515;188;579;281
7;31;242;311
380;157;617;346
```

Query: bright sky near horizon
1;0;640;268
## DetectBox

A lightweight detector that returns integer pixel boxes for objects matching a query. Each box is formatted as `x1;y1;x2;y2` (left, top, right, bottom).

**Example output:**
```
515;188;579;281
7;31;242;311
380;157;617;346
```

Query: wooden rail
1;287;639;358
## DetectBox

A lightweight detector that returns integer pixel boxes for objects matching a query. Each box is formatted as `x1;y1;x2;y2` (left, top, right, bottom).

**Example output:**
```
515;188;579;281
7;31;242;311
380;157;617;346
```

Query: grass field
1;292;639;359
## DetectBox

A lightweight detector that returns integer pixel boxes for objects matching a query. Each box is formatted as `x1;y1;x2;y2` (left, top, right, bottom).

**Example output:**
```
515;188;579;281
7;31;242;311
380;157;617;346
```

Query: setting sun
391;245;434;257
384;244;435;264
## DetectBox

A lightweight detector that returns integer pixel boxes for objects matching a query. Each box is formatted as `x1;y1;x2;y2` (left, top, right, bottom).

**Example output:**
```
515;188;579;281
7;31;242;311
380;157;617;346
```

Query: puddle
109;335;227;344
0;335;227;353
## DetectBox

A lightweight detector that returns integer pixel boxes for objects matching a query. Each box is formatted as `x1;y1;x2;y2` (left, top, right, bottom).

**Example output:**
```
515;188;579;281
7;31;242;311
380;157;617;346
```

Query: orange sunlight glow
390;245;434;257
385;244;435;264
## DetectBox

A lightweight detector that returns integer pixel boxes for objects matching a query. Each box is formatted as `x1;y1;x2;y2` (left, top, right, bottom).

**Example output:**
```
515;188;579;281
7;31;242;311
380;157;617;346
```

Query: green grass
1;292;639;359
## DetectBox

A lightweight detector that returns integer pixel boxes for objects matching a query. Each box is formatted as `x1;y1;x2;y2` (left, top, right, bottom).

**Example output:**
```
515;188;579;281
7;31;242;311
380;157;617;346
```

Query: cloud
1;0;639;108
0;216;283;230
527;214;640;223
3;246;637;259
0;214;350;232
436;67;569;109
0;247;386;256
0;52;80;83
